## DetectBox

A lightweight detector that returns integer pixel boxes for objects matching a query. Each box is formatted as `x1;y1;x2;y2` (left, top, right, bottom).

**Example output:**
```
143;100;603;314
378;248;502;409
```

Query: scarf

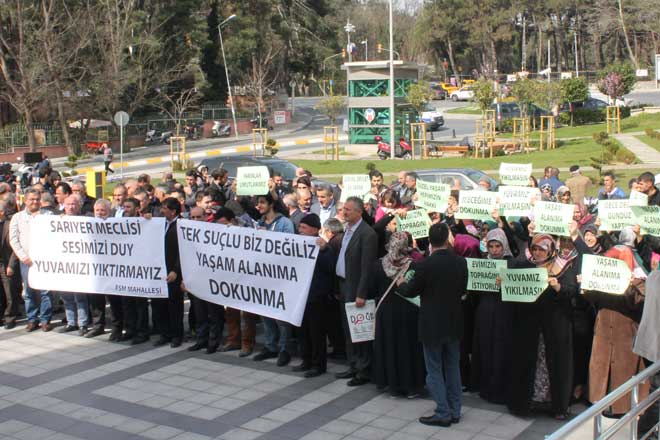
382;231;412;278
580;223;603;254
526;233;574;277
454;234;481;258
486;228;513;259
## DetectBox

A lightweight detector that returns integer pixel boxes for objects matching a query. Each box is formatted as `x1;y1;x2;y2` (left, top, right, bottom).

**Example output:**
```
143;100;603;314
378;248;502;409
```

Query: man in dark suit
334;196;377;386
399;223;468;427
0;197;20;329
152;197;184;348
71;181;96;216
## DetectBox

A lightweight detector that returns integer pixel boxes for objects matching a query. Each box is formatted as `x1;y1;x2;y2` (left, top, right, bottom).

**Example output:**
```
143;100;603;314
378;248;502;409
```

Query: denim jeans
423;340;462;420
21;263;52;324
62;293;90;328
262;317;292;353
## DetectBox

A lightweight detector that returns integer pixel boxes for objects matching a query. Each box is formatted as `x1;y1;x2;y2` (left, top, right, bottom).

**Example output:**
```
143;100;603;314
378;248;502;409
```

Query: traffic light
341;48;346;59
377;43;383;54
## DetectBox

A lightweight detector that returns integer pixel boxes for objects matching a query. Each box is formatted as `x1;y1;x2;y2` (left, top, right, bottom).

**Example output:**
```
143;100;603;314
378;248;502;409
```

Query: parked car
450;86;474;102
559;97;608;113
491;102;549;123
414;168;498;191
430;84;448;100
420;103;445;131
439;82;459;95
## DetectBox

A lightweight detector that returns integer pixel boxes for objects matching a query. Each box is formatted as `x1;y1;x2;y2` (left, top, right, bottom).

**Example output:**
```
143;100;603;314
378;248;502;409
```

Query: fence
0;123;67;154
546;362;660;440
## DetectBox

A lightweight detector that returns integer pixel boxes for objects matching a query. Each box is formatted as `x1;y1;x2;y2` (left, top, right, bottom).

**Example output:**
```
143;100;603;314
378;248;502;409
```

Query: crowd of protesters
0;161;659;431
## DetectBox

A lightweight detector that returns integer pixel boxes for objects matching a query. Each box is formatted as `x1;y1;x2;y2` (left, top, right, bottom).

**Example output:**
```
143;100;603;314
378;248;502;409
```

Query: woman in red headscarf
508;233;579;420
582;245;648;415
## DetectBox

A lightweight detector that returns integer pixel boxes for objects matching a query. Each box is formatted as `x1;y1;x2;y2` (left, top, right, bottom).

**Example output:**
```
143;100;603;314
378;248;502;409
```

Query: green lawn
295;138;615;176
636;135;660;152
446;105;483;115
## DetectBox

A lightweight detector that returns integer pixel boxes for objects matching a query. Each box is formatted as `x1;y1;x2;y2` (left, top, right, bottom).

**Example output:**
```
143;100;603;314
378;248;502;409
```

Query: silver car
414;168;498;191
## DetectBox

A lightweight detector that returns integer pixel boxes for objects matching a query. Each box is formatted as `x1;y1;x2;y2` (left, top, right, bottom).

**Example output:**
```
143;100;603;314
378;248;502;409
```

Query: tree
561;77;589;126
472;79;497;114
598;73;627;101
510;78;538;119
406;81;434;118
533;81;563;115
156;85;199;136
314;95;345;126
599;62;636;97
242;41;280;127
199;0;226;102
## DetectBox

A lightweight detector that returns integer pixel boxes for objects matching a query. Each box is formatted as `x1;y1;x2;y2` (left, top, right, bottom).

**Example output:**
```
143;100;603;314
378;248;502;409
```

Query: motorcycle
211;121;231;137
376;136;412;160
145;129;173;144
250;115;272;130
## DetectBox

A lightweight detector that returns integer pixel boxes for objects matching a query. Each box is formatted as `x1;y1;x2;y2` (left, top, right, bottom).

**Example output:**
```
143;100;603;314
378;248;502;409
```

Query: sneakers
78;327;89;336
252;348;278;361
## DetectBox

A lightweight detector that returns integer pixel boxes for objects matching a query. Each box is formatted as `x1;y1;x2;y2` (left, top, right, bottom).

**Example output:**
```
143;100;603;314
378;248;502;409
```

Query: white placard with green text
581;254;632;295
236;166;270;196
456;191;498;221
499;163;532;186
533;201;574;236
340;175;371;202
415;180;450;213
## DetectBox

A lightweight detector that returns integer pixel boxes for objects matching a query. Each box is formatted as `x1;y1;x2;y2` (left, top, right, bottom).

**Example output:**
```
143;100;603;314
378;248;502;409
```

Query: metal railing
546;363;660;440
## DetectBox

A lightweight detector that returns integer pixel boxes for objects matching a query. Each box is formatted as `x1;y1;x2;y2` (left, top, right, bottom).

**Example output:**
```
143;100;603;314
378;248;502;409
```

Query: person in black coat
152;197;183;348
398;223;468;427
292;214;337;377
0;199;20;329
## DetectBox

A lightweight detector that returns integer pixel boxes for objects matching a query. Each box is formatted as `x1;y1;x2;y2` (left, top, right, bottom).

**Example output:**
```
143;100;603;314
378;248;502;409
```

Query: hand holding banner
466;258;507;292
415;180;450;213
500;268;548;303
597;199;635;231
396;209;431;239
340;175;371;202
533;201;574;236
456;191;498;221
236;166;270;196
499;163;532;186
581;254;632;294
628;190;648;207
498;186;539;218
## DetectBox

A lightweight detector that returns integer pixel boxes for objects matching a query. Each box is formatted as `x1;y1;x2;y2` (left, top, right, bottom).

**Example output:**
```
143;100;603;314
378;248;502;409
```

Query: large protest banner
28;216;168;298
177;220;319;326
581;254;632;295
236;166;270;196
597;199;635;231
396;209;431;239
631;206;660;236
340;175;371;202
415;180;450;213
499;163;532;186
498;186;539;217
500;268;548;303
455;191;498;221
466;258;507;292
533;201;574;236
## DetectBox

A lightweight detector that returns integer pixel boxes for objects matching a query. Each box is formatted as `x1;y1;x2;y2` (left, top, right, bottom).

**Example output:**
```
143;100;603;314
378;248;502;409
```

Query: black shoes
78;327;89;336
347;377;369;387
291;363;311;372
153;337;171;347
108;331;122;342
419;416;452;427
188;341;208;352
206;344;218;354
276;351;291;367
304;369;325;378
334;370;355;379
59;325;79;333
170;338;182;348
253;349;278;361
4;321;16;330
131;335;149;345
85;327;104;338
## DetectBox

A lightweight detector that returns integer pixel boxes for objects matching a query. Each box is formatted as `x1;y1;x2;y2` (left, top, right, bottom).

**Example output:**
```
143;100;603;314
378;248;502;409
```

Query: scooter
250;115;272;130
211;121;231;137
376;136;413;160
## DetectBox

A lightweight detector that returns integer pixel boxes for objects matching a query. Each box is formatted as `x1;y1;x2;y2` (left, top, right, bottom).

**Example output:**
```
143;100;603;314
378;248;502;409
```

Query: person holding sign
370;231;425;398
469;228;515;404
397;223;468;427
508;234;578;420
581;246;648;414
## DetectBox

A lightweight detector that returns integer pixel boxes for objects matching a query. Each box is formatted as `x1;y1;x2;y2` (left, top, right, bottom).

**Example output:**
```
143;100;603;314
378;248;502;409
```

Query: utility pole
547;39;551;83
361;40;368;62
574;29;579;77
521;15;526;71
344;20;355;63
388;0;395;159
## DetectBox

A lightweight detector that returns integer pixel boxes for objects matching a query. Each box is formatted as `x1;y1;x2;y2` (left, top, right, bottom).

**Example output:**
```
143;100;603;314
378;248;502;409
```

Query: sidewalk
612;134;660;164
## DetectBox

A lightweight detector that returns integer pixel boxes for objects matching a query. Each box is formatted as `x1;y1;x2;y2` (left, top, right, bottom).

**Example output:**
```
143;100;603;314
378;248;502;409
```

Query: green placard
415;180;450;213
533;201;574;237
498;186;539;217
629;190;648;207
581;254;632;295
396;209;431;239
499;163;532;186
598;199;635;231
500;268;548;303
631;206;660;236
340;175;371;202
466;258;507;292
236;166;270;196
455;190;499;221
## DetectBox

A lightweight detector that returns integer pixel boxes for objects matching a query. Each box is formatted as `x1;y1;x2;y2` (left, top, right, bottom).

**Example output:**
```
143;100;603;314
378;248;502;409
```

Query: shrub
593;132;609;144
645;128;660;139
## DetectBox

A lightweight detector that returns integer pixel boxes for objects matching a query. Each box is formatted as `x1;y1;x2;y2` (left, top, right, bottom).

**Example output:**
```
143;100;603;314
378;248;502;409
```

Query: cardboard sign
533;201;574;236
396;209;431;239
581;254;632;295
416;180;450;213
499;163;532;186
498;186;539;217
500;268;548;303
345;300;376;342
598;199;635;231
236;166;270;196
466;258;507;292
631;206;660;237
456;191;498;221
340;175;371;202
629;190;648;207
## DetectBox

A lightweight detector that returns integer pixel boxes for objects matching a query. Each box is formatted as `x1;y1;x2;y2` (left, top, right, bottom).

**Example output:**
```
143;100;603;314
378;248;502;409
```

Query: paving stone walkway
613;134;660;165
0;318;590;440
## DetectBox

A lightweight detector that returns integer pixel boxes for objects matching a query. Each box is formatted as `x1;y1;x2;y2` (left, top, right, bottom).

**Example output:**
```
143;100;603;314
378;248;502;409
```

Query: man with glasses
71;181;96;215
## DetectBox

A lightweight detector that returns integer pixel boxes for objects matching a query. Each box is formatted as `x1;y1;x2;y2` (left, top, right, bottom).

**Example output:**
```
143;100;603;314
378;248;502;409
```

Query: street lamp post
218;14;239;139
361;40;368;61
388;0;395;159
344;20;355;63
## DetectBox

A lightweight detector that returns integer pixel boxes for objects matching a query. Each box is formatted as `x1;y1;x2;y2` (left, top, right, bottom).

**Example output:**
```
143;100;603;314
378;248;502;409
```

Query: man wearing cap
292;214;337;378
565;165;591;205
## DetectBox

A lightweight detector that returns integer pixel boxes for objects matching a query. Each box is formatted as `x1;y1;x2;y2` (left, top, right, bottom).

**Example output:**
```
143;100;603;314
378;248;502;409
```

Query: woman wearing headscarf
508;233;579;420
370;231;426;398
470;228;515;403
582;245;649;415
